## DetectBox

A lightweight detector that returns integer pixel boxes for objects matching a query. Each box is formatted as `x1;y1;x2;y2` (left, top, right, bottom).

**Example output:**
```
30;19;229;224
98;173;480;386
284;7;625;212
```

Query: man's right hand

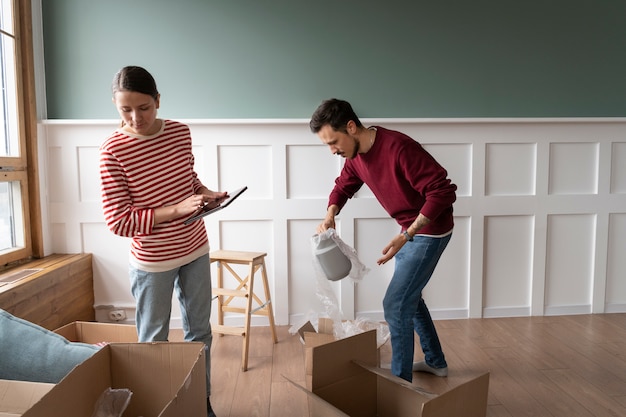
316;205;339;233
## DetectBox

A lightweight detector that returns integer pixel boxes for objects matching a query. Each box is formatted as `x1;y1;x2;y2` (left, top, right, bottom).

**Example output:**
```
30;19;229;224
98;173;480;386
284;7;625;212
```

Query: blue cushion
0;309;99;383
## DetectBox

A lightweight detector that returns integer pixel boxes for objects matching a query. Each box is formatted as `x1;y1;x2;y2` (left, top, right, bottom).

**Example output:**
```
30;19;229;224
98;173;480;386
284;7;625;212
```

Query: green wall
42;0;626;119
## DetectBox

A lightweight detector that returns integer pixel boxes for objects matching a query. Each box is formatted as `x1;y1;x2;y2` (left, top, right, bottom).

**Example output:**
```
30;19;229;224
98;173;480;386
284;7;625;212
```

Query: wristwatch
403;230;414;242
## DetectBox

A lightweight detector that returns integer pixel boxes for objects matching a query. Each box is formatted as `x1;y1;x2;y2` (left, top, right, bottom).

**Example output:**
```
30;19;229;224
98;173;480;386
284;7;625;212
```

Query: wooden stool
210;250;278;371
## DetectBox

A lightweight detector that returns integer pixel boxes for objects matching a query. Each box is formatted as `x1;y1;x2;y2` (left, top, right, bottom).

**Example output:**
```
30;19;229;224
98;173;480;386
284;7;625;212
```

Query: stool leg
241;261;255;371
216;261;224;336
260;259;278;343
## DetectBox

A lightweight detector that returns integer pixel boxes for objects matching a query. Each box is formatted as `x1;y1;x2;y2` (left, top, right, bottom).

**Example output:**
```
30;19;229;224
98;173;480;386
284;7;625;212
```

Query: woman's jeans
383;233;452;382
130;253;213;395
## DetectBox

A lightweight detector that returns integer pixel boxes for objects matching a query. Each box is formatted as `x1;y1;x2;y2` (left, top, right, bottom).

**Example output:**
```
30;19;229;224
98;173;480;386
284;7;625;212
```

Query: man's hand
316;205;339;234
377;213;430;264
377;234;408;265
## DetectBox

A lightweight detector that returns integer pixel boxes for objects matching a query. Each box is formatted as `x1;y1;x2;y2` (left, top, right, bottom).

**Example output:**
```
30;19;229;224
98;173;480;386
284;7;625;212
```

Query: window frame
0;0;42;268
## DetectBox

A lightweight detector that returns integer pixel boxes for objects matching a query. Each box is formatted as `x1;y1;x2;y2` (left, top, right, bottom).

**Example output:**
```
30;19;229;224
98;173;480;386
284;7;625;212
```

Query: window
0;0;39;268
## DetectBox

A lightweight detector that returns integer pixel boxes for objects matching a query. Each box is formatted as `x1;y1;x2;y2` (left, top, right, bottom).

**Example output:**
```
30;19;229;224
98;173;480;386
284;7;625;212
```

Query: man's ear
346;120;356;134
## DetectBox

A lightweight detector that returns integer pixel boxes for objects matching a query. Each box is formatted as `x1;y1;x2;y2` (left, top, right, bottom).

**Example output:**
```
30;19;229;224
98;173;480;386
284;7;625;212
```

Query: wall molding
39;118;626;326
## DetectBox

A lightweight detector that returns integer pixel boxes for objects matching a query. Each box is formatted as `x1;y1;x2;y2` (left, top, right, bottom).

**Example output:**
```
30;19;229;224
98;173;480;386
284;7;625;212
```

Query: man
310;98;457;382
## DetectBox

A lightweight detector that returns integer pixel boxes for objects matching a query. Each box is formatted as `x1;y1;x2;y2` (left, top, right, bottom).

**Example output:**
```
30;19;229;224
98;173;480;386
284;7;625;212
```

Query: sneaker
412;361;448;377
207;398;217;417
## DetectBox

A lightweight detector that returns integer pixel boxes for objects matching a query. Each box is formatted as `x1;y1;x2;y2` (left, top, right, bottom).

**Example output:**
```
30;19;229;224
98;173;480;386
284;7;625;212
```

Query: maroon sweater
329;126;457;235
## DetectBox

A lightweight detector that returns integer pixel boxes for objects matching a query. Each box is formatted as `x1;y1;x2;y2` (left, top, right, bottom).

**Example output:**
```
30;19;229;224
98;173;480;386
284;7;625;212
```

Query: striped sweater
99;119;209;272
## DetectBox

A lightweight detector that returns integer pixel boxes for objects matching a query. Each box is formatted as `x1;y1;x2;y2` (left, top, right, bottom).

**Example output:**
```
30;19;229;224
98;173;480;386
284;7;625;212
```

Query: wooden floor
174;313;626;416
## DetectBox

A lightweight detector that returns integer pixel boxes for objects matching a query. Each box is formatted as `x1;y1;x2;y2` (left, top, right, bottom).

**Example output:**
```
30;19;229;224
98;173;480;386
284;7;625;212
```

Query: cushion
0;309;100;383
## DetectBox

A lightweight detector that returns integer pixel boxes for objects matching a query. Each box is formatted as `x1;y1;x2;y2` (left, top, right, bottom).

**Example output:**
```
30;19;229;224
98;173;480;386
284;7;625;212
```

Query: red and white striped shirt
99;119;209;272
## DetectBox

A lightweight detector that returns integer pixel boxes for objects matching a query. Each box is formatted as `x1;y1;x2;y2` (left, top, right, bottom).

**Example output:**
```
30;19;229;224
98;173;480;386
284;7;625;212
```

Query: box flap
303;332;336;348
54;322;138;344
312;372;378;416
283;376;350;417
155;344;206;417
311;330;378;390
317;318;335;335
108;343;205;417
23;346;113;417
297;321;316;341
303;332;337;376
421;372;490;417
352;361;436;399
0;380;54;417
376;375;428;417
310;331;379;416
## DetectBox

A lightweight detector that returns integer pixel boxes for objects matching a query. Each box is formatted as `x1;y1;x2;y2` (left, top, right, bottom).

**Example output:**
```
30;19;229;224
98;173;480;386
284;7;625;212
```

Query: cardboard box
300;318;385;376
288;330;490;417
54;321;138;343
0;380;54;417
20;342;206;417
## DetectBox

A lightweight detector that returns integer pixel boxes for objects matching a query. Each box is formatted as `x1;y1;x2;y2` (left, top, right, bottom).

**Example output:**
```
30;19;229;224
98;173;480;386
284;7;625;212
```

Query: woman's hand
201;190;228;208
154;189;228;224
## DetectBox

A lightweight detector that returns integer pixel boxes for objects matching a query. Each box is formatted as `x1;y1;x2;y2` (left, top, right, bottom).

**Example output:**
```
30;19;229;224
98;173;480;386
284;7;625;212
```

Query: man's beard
349;136;360;159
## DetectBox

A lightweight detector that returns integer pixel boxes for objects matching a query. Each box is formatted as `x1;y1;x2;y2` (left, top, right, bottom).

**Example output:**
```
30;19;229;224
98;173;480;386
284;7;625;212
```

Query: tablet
183;186;248;225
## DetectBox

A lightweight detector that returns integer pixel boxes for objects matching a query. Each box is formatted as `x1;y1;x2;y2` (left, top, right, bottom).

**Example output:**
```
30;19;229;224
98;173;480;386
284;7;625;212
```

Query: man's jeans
383;233;452;382
130;253;213;395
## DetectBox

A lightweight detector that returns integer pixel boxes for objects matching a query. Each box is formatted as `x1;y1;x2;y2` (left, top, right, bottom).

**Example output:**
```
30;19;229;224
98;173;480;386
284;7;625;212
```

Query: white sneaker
412;361;448;377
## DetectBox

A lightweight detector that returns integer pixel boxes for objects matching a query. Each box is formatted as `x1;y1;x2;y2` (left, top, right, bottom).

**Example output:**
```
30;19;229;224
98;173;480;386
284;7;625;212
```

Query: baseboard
544;304;592;316
605;303;626;313
482;306;532;318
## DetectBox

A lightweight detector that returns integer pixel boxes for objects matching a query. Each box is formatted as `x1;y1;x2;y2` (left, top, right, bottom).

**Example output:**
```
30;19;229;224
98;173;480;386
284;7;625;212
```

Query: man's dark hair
309;98;364;133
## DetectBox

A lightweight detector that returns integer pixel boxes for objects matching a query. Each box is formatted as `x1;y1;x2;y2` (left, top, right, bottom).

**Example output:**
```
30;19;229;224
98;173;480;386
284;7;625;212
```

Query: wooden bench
0;253;95;330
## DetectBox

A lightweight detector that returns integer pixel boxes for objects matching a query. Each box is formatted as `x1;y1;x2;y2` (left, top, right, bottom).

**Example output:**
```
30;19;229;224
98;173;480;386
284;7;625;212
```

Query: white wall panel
611;142;626;194
47;146;65;203
218;145;272;198
607;213;626;311
287;145;339;199
545;214;595;314
486;143;536;196
549;142;599;195
78;147;101;202
483;215;534;317
40;118;626;327
83;222;133;306
50;223;66;254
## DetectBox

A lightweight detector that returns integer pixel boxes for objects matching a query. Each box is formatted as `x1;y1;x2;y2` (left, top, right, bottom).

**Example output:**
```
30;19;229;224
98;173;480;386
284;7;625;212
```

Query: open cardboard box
18;342;206;417
54;321;138;343
288;330;490;417
0;380;54;417
299;317;387;375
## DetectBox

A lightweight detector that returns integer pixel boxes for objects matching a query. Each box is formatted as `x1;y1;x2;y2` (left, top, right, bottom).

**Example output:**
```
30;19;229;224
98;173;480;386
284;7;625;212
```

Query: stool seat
210;249;277;371
211;250;267;263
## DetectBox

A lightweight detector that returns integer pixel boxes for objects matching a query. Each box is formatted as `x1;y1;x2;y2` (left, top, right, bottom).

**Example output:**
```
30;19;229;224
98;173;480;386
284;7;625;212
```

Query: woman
99;66;223;417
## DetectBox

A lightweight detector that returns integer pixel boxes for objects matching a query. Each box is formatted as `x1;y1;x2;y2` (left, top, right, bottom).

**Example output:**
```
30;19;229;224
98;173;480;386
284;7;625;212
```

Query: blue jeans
130;253;213;395
383;233;451;382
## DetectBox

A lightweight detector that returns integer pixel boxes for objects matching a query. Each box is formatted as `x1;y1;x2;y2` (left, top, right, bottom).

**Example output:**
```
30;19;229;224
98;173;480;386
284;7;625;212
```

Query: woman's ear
155;94;161;109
